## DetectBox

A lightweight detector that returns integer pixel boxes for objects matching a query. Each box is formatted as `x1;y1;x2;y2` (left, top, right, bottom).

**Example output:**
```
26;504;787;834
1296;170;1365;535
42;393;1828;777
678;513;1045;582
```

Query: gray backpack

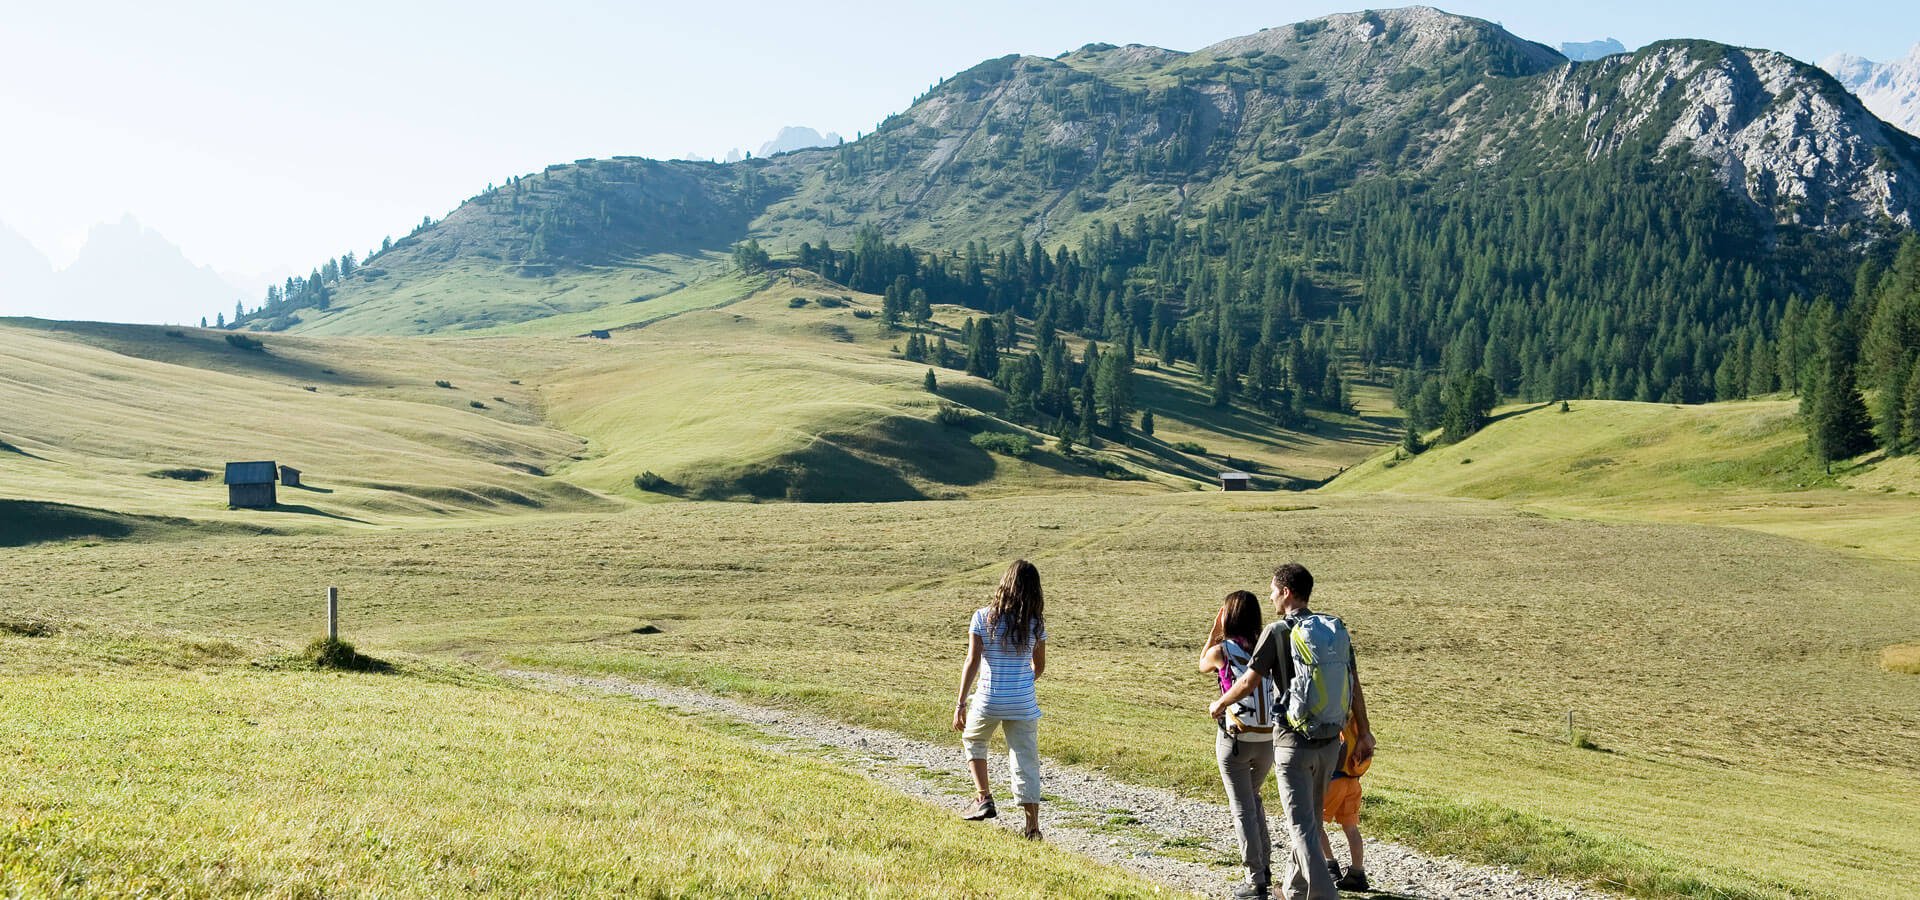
1279;612;1352;741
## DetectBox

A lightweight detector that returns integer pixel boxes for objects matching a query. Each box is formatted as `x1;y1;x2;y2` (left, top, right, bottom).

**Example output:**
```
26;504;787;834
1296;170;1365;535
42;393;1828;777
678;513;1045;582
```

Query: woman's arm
953;632;984;731
1197;607;1227;673
1031;639;1046;680
1197;642;1228;675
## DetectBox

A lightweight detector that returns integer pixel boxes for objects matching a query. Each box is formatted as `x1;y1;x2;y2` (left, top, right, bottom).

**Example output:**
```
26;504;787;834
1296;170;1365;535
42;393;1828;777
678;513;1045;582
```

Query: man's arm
1208;667;1263;718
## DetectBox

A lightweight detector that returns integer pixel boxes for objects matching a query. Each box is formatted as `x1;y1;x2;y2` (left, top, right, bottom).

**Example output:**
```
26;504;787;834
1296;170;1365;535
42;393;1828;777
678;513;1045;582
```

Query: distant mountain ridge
1824;44;1920;136
0;217;243;325
248;6;1920;341
1560;38;1627;61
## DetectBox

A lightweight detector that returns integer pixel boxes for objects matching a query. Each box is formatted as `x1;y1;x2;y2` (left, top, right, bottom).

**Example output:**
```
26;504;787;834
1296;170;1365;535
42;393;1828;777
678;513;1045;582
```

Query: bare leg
1319;828;1335;861
968;758;991;799
1022;802;1040;837
1343;823;1364;872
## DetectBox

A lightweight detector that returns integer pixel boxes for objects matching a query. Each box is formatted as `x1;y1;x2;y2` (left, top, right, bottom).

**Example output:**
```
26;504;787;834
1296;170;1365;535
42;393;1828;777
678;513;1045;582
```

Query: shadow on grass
287;483;335;494
0;499;137;546
266;503;369;524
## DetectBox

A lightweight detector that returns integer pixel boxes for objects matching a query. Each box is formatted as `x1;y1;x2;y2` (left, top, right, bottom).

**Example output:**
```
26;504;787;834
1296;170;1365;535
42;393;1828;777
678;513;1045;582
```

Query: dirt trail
510;670;1622;900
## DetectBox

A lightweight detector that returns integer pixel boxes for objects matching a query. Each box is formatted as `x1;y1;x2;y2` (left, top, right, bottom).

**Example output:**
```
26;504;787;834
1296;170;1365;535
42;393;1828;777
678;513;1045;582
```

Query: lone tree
924;368;938;393
967;318;999;378
1140;409;1155;436
1808;354;1876;470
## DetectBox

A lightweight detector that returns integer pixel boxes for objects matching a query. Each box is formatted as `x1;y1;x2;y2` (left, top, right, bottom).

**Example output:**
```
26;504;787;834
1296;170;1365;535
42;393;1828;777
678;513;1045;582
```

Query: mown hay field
4;491;1915;898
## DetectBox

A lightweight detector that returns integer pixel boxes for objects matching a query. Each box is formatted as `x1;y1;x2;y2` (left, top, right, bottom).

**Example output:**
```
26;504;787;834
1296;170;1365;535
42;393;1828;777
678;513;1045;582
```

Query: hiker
952;558;1047;839
1200;589;1277;899
1209;563;1374;900
1318;714;1371;892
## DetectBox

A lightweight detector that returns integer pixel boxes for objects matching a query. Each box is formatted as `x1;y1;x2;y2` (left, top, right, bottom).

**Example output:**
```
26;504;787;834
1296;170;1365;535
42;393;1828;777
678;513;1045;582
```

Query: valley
6;6;1920;899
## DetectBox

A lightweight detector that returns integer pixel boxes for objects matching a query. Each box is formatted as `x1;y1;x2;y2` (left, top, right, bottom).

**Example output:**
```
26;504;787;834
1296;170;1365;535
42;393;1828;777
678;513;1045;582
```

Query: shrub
1085;456;1145;481
816;296;845;308
935;405;973;427
852;309;874;319
493;396;506;403
303;638;391;672
304;386;318;392
1172;440;1208;455
469;400;487;409
435;380;453;389
164;329;185;338
788;297;809;308
224;334;264;352
971;432;1033;458
633;471;672;492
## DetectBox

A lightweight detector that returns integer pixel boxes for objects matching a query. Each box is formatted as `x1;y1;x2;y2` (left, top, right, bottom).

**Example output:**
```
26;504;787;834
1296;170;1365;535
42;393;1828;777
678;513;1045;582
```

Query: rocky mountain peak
1537;41;1920;230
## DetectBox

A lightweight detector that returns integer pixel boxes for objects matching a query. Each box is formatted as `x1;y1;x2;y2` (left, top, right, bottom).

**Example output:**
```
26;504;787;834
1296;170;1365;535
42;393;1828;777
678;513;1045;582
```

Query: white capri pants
962;711;1042;805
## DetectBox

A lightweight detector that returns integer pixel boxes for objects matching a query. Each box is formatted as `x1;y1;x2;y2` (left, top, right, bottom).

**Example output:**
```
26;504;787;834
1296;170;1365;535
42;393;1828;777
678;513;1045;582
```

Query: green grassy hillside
0;627;1157;897
1327;399;1920;558
0;320;617;531
4;279;1390;525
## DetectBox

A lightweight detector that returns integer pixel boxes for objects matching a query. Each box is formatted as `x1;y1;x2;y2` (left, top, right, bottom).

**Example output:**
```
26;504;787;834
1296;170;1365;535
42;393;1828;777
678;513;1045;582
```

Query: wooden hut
588;329;611;339
225;461;278;508
278;465;302;487
1219;471;1251;492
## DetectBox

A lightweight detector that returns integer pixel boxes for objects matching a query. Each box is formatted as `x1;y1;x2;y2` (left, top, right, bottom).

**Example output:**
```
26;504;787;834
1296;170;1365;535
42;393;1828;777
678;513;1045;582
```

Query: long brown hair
1220;589;1263;645
986;559;1044;648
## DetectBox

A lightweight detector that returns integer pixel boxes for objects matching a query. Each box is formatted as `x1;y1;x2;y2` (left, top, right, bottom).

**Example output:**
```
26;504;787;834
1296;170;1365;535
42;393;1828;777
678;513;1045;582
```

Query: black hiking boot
960;795;997;821
1336;867;1370;892
1327;859;1343;882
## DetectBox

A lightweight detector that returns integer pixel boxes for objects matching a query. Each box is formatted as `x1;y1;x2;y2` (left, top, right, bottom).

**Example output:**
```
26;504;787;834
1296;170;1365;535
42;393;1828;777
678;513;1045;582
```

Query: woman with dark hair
952;559;1048;839
1201;589;1277;899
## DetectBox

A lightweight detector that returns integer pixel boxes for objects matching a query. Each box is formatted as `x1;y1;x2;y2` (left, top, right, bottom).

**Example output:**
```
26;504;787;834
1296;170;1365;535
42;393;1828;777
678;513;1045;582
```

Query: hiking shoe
1326;860;1343;882
960;796;997;821
1230;880;1271;900
1336;868;1370;892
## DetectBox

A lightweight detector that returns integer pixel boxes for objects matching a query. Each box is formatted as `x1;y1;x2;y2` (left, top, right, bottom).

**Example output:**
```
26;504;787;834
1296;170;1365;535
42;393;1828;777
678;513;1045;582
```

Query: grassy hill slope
0;319;613;530
542;270;1386;500
4;281;1392;524
1327;399;1920;558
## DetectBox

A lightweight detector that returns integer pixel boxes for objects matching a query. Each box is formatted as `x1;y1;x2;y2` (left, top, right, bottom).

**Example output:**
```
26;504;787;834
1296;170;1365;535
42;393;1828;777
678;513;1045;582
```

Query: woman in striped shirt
952;559;1048;839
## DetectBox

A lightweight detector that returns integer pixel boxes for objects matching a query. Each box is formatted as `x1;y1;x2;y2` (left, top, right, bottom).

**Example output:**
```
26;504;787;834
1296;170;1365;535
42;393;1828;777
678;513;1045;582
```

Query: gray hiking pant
1275;738;1341;900
1216;732;1276;887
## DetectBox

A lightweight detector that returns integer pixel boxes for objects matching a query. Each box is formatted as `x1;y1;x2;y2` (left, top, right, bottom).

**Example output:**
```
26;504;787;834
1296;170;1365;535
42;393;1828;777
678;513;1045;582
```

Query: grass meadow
0;628;1157;898
4;491;1916;898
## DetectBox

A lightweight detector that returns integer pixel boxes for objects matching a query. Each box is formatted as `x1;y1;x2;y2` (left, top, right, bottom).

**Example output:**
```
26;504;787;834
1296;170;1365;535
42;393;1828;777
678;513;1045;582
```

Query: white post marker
327;586;339;641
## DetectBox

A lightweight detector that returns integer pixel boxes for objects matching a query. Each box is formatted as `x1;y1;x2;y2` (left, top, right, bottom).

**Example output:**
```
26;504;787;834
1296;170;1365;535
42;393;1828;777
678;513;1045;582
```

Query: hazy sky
3;0;1917;287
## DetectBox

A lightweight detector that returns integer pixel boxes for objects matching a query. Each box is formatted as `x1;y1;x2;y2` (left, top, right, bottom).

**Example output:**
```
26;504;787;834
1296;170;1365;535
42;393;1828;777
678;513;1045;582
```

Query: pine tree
924;368;938;393
1807;354;1876;470
968;318;999;378
1902;364;1920;455
1140;409;1155;436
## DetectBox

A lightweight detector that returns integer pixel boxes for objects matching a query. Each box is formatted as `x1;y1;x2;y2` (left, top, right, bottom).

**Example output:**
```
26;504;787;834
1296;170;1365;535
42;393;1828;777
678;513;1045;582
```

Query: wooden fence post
327;586;339;641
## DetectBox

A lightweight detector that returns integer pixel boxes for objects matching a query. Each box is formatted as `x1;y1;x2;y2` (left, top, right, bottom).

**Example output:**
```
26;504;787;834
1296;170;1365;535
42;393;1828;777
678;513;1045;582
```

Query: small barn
278;465;302;488
225;461;278;508
1219;471;1251;492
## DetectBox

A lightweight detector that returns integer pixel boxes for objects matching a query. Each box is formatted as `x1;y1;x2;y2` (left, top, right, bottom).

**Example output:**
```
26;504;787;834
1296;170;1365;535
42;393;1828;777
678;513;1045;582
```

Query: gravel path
509;670;1622;900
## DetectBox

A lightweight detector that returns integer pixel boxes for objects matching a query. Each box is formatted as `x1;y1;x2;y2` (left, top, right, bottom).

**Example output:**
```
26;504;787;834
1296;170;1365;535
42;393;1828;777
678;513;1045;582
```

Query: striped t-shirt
969;607;1046;720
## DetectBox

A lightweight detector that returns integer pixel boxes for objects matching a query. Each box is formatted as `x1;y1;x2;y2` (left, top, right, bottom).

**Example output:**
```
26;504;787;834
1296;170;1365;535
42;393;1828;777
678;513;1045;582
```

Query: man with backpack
1210;563;1375;900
